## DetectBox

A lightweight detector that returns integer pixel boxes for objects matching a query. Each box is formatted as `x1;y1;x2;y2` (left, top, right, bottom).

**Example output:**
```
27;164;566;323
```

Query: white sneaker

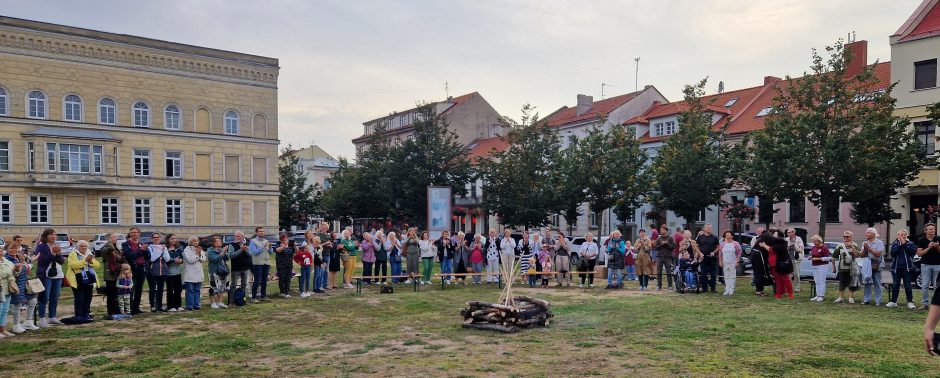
12;324;25;334
578;284;584;288
848;298;855;304
23;322;39;331
211;303;220;309
168;308;177;312
38;318;48;328
48;318;62;325
908;302;917;309
284;294;291;299
219;303;229;308
886;302;897;308
833;297;843;303
404;279;412;284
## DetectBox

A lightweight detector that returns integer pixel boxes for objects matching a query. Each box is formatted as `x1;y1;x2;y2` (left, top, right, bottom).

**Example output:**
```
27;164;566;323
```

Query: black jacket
435;238;456;260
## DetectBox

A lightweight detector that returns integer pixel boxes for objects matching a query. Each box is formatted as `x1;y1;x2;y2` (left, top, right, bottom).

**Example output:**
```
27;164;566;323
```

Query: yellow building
0;16;280;240
890;0;940;239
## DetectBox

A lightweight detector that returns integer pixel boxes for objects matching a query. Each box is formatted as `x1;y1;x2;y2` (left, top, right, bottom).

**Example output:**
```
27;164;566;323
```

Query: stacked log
460;296;553;333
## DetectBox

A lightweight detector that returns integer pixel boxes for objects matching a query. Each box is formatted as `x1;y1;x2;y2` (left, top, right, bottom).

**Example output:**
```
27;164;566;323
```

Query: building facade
0;16;280;240
293;144;339;189
890;0;940;241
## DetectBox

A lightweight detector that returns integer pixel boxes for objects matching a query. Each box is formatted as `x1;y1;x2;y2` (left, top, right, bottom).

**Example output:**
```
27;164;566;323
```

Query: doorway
910;194;938;241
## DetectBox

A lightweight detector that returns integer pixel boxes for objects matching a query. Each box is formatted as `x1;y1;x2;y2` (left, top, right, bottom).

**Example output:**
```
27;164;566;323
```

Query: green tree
747;40;932;238
479;104;562;230
555;136;586;234
278;147;320;230
651;79;732;229
606;126;651;231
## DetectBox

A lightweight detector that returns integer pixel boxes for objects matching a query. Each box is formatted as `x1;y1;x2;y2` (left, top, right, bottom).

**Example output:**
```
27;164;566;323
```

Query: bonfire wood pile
460;295;553;333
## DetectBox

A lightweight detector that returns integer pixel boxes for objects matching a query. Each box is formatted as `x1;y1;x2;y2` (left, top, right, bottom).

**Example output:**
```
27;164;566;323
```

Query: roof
545;90;642;128
624;101;732;125
361;91;478;125
294;144;336;160
894;0;940;43
22;127;120;142
466;136;509;163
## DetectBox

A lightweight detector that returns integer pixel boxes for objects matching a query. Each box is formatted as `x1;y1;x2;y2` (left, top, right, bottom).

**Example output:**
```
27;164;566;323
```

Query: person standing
719;231;742;296
499;230;517;283
121;227;147;315
147;233;171;312
207;236;230;309
418;231;434;285
403;228;421;284
833;231;861;304
635;230;654;291
554;231;571;287
917;223;940;310
469;235;485;284
579;233;600;287
763;231;794;300
387;232;402;284
99;233;124;320
248;227;273;301
182;237;206;310
861;227;885;306
484;229;500;284
164;234;184;312
313;223;335;290
453;232;470;284
66;240;99;322
785;228;805;293
226;231;252;303
275;232;295;297
337;229;358;289
695;224;720;293
0;252;17;337
360;232;376;285
606;231;626;289
436;231;456;284
7;237;38;332
655;227;676;291
373;231;388;284
808;235;832;302
888;229;917;309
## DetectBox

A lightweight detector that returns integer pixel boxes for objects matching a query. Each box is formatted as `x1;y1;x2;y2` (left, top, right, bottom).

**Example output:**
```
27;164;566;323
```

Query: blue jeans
921;264;940;305
252;264;270;299
298;266;311;292
315;265;327;290
892;268;914;304
184;282;201;309
609;268;624;287
38;277;62;318
864;268;883;305
684;271;696;288
626;265;637;280
391;259;403;283
441;257;453;281
0;295;10;327
472;262;485;283
528;274;538;287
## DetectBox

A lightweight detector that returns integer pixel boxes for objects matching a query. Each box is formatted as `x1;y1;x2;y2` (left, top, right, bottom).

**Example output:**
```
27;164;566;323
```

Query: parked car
54;233;74;255
92;233;127;256
798;242;841;280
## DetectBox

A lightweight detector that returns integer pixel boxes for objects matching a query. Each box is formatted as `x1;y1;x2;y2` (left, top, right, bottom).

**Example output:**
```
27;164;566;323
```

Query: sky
0;0;920;159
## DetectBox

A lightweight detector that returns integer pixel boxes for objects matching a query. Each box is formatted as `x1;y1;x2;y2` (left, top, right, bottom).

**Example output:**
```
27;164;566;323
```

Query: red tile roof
466;136;509;164
545;91;642;127
353;91;480;143
895;0;940;42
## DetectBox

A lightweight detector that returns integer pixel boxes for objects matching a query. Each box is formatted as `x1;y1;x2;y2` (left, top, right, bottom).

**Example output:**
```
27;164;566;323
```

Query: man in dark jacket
226;231;252;303
696;224;721;293
655;228;676;291
121;227;146;315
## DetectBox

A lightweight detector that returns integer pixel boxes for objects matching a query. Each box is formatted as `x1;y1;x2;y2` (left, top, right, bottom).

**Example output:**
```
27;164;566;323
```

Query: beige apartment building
0;16;280;240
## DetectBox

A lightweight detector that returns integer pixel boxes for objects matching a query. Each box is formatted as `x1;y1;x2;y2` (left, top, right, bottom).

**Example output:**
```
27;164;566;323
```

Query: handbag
26;277;45;295
217;261;230;277
7;278;18;296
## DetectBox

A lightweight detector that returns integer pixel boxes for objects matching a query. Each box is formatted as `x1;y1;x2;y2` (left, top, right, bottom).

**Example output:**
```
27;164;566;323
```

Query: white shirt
419;240;434;258
580;241;599;260
500;237;516;256
721;242;738;263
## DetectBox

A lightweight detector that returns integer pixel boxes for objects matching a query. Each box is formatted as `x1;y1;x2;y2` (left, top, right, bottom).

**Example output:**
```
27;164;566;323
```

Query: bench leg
414;278;419;292
356;278;362;295
441;277;445;291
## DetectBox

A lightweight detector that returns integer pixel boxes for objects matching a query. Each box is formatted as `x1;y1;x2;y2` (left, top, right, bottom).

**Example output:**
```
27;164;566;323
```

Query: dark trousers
251;264;270;299
657;257;674;289
580;258;597;285
166;275;183;310
374;260;388;283
147;275;166;310
277;262;293;295
72;275;94;319
700;259;718;292
131;266;146;314
892;268;914;304
104;279;119;316
363;261;374;283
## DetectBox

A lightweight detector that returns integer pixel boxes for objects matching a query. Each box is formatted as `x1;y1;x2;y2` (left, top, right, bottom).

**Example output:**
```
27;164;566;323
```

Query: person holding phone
888;229;917;309
275;232;295;298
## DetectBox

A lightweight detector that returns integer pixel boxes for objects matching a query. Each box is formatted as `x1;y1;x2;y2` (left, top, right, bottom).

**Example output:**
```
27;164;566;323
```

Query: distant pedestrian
719;231;742;296
808;235;832;302
888;229;917;309
917;223;940;310
635;230;654;291
861;227;885;306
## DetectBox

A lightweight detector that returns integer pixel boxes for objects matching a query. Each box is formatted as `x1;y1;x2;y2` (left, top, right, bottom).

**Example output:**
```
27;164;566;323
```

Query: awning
22;127;121;142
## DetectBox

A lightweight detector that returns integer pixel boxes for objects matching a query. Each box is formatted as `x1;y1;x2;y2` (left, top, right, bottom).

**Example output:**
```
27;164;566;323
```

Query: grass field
0;277;935;377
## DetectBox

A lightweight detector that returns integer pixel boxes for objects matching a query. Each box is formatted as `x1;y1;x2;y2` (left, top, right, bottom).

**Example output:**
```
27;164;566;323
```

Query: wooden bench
351;275;421;294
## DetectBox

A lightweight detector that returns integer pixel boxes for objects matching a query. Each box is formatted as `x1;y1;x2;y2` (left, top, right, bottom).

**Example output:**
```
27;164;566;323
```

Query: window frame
28;194;49;224
62;94;83;122
26;90;47;119
134;198;152;225
0;141;8;171
590;211;598;228
756;107;773;117
824;197;841;223
915;58;938;91
164;104;182;130
100;197;119;225
165;198;183;225
0;194;9;224
0;86;7;116
224;110;240;135
44;142;103;174
133;149;151;177
916;120;936;157
26;141;34;172
788;198;806;223
165;151;183;179
132;101;151;128
98;97;117;125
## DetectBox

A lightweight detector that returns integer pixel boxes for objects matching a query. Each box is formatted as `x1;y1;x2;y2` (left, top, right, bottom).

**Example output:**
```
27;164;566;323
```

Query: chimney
844;40;868;78
576;94;593;116
764;76;781;85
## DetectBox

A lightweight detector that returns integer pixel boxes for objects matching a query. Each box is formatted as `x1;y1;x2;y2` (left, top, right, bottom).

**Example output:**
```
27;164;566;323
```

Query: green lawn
0;277;935;377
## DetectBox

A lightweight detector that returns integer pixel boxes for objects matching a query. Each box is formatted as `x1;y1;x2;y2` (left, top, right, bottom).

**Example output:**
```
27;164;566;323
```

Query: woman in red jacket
761;230;794;300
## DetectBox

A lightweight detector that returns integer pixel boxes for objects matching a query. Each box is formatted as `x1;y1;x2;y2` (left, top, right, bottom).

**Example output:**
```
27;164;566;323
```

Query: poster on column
427;186;452;239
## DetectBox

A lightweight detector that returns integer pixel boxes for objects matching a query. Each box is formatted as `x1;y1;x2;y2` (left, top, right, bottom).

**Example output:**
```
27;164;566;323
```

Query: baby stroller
674;261;698;294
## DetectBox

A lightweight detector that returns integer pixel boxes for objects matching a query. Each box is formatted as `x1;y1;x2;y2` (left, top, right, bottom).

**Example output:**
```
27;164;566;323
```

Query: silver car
92;233;127;255
799;242;840;280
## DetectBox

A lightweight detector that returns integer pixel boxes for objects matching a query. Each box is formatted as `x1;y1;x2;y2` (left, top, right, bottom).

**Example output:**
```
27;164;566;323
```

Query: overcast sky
0;0;920;159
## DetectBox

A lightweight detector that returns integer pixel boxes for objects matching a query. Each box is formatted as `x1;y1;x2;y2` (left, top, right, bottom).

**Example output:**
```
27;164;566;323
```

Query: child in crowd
116;264;134;319
527;254;538;288
312;237;327;294
625;241;637;281
539;245;552;288
294;243;313;298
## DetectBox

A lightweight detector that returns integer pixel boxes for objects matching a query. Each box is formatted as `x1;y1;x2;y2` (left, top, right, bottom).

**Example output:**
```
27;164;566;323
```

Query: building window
100;197;119;224
697;209;707;223
758;197;774;224
590;212;598;228
723;98;739;107
824;197;840;223
0;87;7;116
916;121;936;156
26;142;34;172
133;149;151;177
915;59;938;90
27;90;47;119
0;141;8;171
134;198;151;224
653;120;677;137
45;143;103;174
29;195;49;223
323;179;331;189
165;152;182;178
551;214;560;228
0;194;9;223
789;198;806;223
166;199;182;225
63;95;82;122
99;98;116;125
164;105;181;130
756;107;773;117
133;101;150;127
224;111;239;135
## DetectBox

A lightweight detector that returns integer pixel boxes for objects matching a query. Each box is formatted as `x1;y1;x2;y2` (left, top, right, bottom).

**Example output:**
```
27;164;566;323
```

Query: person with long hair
164;234;185;312
718;230;742;296
206;236;230;309
275;232;295;297
147;233;171;312
403;228;421;284
36;228;65;326
761;230;794;300
419;231;434;285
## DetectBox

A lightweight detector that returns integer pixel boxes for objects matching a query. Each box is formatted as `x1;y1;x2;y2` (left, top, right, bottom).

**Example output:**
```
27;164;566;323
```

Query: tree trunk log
462;323;519;333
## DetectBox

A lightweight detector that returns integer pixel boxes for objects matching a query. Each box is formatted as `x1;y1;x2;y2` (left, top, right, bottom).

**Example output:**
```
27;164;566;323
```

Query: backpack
232;287;246;306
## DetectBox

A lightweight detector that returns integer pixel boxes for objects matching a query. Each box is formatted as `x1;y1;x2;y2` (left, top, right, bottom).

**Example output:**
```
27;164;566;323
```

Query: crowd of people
1;221;939;343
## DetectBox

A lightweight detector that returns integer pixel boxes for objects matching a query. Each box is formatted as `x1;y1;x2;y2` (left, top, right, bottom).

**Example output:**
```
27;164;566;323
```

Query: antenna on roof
852;31;856;42
444;81;449;98
601;83;614;99
718;81;724;94
634;57;641;92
